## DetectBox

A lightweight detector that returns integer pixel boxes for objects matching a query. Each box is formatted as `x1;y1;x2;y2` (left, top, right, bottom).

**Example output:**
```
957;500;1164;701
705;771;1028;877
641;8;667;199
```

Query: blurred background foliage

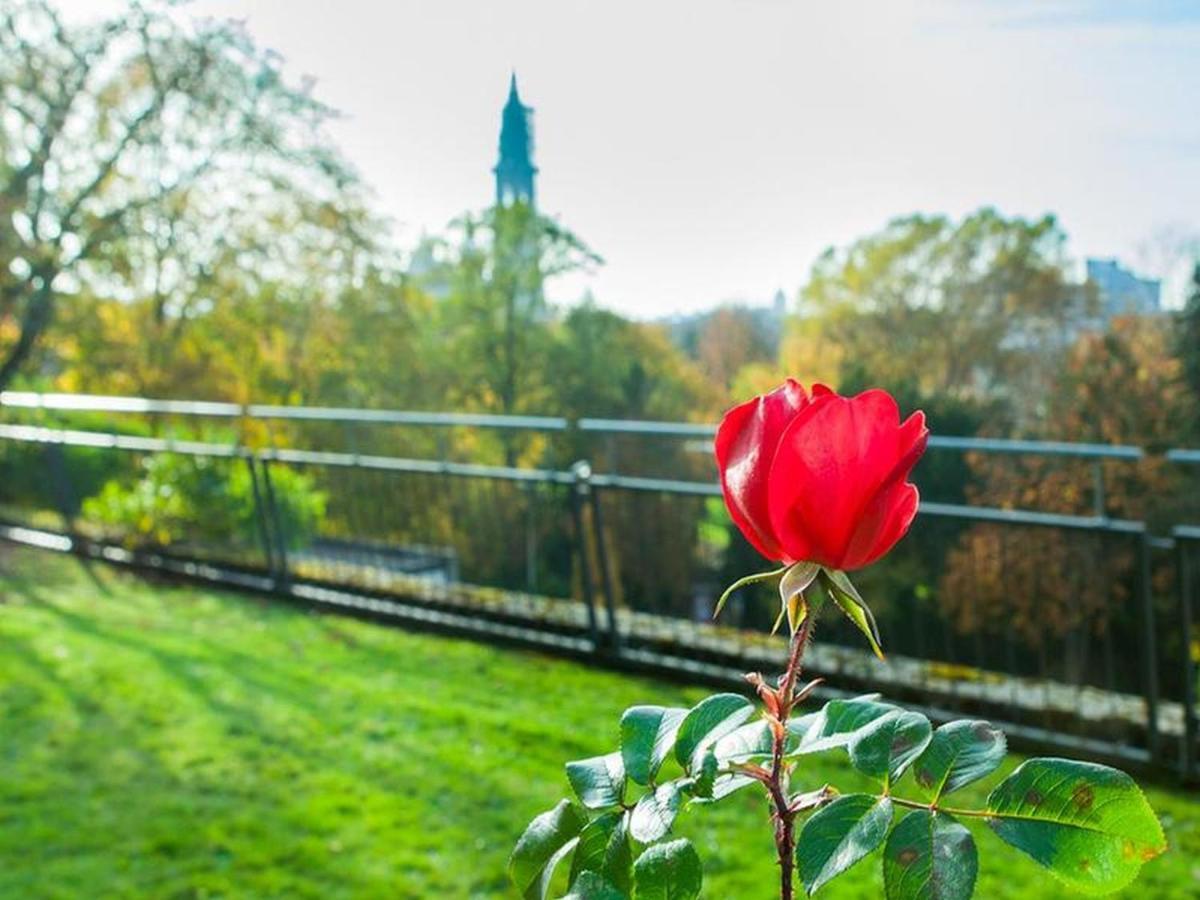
82;453;325;549
2;0;1200;645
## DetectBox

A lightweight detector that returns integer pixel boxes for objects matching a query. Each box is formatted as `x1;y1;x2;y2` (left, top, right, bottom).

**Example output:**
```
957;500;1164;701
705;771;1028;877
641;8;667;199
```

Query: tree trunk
0;280;56;391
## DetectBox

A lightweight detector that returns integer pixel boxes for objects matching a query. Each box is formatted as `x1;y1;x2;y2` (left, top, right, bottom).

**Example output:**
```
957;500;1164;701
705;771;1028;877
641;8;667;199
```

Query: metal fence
1174;525;1200;778
0;393;1197;779
0;390;1173;505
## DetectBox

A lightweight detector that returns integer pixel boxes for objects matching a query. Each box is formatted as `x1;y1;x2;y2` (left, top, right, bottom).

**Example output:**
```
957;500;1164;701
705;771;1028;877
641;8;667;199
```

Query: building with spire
494;74;537;208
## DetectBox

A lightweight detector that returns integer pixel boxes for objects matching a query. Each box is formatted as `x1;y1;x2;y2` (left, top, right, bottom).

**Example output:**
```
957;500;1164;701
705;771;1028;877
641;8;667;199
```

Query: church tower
494;73;537;207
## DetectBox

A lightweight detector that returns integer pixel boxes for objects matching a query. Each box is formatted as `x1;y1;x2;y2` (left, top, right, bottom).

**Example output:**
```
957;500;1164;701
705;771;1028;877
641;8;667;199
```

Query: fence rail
1;394;1197;779
9;389;1195;521
578;416;1148;460
4;389;1189;460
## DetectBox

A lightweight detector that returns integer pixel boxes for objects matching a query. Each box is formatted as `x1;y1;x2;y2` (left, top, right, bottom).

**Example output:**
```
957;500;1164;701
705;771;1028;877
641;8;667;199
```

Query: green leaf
849;709;933;786
706;772;757;801
797;793;893;895
910;720;1006;801
785;590;807;633
985;758;1166;895
701;719;764;799
793;696;898;755
569;811;633;895
621;706;688;785
673;693;754;773
562;870;627;900
712;719;773;765
509;800;588;900
820;568;884;659
780;561;821;601
785;710;822;744
770;602;788;636
780;561;820;632
629;780;687;843
689;747;719;799
712;565;787;619
567;753;626;810
633;838;703;900
883;810;977;900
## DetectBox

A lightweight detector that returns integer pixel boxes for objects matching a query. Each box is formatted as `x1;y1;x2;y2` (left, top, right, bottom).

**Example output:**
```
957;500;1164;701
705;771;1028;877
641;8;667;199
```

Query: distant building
494;74;537;208
409;75;541;298
1086;258;1161;319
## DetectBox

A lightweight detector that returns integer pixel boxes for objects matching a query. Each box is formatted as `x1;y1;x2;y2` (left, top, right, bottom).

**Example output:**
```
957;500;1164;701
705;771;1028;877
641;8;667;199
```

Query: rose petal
715;379;808;560
841;481;921;571
766;390;922;569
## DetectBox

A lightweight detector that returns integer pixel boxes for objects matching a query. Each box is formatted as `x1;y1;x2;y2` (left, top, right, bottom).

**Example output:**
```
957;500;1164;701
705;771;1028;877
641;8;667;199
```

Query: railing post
1137;532;1160;761
1092;460;1106;518
569;461;602;650
587;481;622;655
523;480;539;593
44;441;78;542
1178;532;1197;780
260;455;290;590
245;452;277;577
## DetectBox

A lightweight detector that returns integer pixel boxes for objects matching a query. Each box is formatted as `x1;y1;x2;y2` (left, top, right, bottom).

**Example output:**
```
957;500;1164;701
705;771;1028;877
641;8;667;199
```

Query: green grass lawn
0;545;1198;899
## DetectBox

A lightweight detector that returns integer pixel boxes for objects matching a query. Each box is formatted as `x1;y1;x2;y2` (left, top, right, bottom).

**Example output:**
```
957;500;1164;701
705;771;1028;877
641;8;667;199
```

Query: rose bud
715;382;927;572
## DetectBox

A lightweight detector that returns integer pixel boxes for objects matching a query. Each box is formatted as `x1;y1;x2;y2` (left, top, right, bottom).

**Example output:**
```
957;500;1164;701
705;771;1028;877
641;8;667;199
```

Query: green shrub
82;453;325;549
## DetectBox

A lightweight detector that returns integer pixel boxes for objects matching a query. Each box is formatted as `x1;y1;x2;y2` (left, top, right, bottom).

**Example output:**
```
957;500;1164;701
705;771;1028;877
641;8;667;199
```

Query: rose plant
510;382;1165;900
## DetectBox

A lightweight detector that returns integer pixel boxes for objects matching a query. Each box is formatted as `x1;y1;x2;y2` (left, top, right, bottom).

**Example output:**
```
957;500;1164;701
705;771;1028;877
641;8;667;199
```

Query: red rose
715;380;928;571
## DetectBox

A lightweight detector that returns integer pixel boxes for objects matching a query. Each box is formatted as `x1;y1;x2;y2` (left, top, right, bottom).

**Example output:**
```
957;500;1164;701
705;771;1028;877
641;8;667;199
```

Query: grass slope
0;545;1197;899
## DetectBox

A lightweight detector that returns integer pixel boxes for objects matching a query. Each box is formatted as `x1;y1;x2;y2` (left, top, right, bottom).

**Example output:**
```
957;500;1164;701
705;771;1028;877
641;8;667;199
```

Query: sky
55;0;1200;317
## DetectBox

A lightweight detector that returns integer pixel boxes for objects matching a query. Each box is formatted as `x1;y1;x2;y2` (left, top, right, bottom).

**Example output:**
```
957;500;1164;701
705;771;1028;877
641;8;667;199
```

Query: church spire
494;72;537;207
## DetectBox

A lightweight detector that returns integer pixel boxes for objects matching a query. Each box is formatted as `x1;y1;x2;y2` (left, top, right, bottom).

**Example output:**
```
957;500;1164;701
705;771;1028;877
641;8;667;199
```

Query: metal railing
2;389;1181;459
0;414;1196;779
8;389;1196;518
1176;525;1200;778
579;416;1146;459
0;391;569;431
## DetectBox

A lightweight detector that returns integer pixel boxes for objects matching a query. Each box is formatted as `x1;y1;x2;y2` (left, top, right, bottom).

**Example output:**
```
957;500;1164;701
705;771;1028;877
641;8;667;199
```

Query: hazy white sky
57;0;1200;316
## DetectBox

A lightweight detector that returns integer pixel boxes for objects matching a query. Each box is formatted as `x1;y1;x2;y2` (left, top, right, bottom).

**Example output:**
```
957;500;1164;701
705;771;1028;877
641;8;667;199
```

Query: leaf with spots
986;758;1166;895
883;809;977;900
908;720;1005;801
796;793;893;895
848;709;932;786
792;696;898;756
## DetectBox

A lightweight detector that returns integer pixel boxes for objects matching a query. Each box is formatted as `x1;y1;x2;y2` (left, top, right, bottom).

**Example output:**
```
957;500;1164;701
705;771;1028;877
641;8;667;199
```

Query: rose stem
768;610;813;900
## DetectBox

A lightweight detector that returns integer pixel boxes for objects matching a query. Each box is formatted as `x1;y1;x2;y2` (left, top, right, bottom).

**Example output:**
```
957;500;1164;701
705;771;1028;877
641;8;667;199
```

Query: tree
551;304;716;425
939;316;1199;652
796;208;1091;426
694;305;773;391
0;0;367;389
1178;264;1200;435
418;202;600;463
